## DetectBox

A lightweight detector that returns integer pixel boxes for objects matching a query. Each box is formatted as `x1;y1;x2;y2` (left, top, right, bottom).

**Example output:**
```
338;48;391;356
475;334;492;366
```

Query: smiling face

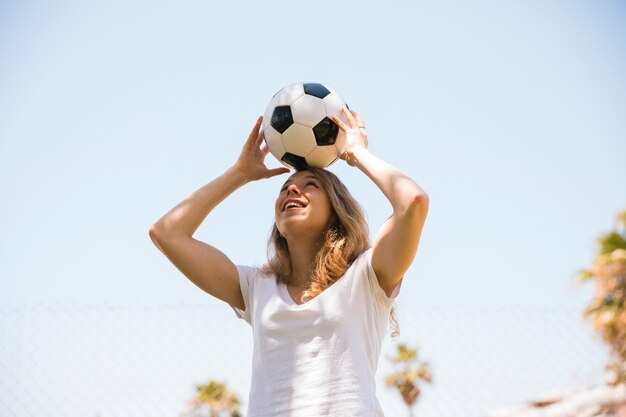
274;170;334;241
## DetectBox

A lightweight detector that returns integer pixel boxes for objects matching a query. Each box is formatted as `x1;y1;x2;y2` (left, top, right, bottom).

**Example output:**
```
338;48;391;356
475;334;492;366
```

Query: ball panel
322;84;340;96
304;145;339;168
322;93;348;122
333;129;347;155
262;98;278;131
320;85;349;112
282;153;308;171
303;83;331;99
263;125;286;162
271;105;293;134
312;117;339;145
328;154;341;166
290;95;326;128
282;123;317;156
274;83;305;106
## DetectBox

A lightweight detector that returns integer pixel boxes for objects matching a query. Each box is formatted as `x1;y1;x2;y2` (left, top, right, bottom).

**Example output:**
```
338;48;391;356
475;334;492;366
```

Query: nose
286;183;301;195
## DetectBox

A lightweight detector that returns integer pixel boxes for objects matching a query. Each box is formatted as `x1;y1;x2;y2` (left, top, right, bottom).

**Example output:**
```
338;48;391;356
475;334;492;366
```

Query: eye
306;181;318;188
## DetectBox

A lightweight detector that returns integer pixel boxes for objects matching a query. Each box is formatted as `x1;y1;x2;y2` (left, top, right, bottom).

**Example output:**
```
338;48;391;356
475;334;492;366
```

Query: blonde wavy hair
262;167;399;339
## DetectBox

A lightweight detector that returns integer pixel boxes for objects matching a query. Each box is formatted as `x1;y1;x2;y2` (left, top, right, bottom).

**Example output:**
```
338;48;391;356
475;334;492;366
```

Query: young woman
149;106;429;417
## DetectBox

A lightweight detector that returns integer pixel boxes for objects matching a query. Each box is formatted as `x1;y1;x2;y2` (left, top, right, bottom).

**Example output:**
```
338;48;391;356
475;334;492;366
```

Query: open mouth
283;200;307;211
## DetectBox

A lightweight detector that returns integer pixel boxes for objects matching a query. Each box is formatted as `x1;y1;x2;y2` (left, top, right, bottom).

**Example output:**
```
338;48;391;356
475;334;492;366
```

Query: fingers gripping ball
262;82;350;170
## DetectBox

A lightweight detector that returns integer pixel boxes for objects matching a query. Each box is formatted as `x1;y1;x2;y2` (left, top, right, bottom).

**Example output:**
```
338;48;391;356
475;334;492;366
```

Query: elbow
149;224;172;253
149;223;164;245
413;191;429;206
404;192;429;217
149;223;188;248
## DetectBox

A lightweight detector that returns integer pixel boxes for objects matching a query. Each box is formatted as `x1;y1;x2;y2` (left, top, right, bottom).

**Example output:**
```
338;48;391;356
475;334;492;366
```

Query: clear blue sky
1;1;624;415
1;0;624;311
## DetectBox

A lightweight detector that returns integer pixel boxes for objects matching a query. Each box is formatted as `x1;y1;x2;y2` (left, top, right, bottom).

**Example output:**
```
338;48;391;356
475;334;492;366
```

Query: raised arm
332;107;429;297
149;116;289;309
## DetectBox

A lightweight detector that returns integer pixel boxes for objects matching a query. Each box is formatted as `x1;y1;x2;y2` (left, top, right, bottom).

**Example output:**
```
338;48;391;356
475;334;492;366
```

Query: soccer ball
262;82;349;170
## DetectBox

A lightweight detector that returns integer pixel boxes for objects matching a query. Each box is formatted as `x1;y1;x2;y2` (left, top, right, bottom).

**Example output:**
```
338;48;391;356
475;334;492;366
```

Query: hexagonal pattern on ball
323;93;347;123
263;125;286;163
290;94;326;128
282;124;317;156
304;144;340;168
273;83;305;106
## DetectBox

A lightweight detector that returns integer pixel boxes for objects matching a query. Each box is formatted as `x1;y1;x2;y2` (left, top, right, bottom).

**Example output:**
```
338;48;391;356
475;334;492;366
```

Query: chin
279;222;326;240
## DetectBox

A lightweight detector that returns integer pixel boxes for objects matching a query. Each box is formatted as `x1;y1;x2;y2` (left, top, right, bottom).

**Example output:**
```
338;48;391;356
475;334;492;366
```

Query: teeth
285;201;303;210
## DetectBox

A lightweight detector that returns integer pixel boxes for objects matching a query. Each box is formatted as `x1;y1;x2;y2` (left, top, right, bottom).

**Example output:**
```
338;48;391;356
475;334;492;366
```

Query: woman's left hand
331;106;368;167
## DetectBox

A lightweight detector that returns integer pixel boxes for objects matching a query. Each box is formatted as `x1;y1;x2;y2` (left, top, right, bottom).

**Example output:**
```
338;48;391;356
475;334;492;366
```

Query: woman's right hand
233;115;291;182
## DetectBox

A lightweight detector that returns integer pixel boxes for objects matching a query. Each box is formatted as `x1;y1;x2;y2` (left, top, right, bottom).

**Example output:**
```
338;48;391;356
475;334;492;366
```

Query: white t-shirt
230;248;402;417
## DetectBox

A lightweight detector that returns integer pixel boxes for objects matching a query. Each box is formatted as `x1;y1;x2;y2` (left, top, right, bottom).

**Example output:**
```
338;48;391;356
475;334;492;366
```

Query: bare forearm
150;115;289;238
150;166;249;238
350;147;428;214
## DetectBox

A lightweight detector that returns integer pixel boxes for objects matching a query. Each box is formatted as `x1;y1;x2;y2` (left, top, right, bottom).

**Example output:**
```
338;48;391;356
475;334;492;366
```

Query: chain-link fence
0;303;607;417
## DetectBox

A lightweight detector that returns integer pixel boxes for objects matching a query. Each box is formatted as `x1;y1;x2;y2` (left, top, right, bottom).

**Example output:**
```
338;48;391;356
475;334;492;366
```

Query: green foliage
598;230;626;255
184;379;241;417
389;343;418;364
576;208;626;387
385;342;432;414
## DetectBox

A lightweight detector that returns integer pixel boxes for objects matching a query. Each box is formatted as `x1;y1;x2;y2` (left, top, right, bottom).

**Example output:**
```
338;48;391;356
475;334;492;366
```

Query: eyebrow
281;175;319;188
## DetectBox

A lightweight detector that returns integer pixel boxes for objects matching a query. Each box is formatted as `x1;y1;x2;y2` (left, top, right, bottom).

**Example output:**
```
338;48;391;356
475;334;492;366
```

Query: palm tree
384;343;433;417
574;209;626;386
181;379;242;417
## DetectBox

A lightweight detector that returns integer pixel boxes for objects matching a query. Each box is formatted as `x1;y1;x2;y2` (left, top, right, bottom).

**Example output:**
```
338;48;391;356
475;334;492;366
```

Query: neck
286;236;324;288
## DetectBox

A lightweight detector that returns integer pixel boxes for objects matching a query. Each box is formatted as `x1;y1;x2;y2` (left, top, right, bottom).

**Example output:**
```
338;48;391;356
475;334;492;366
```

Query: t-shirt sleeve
362;247;403;305
230;264;256;325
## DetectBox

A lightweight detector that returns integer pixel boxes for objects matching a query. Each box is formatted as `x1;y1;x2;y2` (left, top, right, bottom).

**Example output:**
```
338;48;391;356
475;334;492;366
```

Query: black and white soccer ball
262;82;349;170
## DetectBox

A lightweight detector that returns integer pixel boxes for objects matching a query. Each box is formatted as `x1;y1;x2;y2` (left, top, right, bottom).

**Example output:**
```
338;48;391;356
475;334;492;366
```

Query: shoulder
235;263;275;285
231;263;274;323
350;247;402;303
341;248;374;279
236;263;273;278
352;247;374;269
